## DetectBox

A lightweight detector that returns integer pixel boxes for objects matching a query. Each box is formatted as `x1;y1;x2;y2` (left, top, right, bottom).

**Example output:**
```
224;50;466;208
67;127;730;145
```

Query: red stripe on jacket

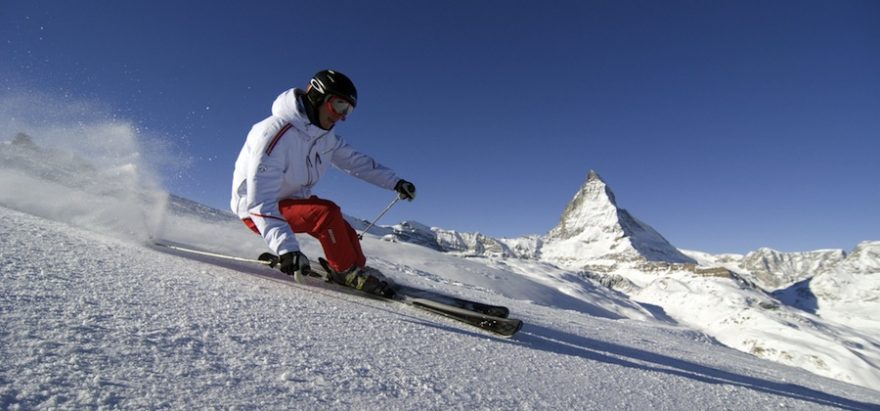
265;123;292;156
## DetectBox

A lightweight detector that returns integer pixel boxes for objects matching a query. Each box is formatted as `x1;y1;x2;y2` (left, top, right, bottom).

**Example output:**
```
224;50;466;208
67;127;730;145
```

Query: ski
266;253;522;337
151;240;523;336
404;297;523;337
304;255;510;318
395;285;510;318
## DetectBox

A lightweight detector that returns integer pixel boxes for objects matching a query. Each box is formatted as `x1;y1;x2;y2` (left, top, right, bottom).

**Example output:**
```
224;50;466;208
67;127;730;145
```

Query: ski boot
319;258;396;298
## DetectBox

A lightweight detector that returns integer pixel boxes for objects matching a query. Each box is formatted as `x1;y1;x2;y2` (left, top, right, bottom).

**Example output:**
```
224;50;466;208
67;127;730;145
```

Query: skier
231;69;416;294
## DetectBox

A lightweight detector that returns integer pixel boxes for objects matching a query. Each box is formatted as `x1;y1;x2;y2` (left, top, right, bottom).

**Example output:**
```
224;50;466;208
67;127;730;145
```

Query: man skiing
231;69;416;295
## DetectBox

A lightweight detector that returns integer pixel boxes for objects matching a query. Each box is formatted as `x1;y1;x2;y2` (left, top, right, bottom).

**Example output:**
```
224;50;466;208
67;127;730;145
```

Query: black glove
278;251;311;276
395;179;416;201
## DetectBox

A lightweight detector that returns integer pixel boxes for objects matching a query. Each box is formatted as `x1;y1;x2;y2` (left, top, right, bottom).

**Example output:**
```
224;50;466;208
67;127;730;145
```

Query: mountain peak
543;170;695;267
548;170;618;240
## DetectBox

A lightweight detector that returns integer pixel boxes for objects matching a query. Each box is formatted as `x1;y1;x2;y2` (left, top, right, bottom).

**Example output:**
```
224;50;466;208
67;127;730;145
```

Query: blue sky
2;1;878;253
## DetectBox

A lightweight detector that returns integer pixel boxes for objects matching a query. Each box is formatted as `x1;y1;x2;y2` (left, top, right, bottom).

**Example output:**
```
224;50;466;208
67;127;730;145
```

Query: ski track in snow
2;206;879;410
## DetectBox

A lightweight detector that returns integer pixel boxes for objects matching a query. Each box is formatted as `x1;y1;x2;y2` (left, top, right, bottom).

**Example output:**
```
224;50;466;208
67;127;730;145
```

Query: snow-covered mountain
738;248;848;290
540;170;696;270
377;170;696;270
628;261;880;389
776;241;880;334
2;133;880;405
376;220;542;259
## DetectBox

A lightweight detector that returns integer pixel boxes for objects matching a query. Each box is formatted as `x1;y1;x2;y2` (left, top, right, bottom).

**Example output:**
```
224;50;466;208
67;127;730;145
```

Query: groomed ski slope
2;206;878;410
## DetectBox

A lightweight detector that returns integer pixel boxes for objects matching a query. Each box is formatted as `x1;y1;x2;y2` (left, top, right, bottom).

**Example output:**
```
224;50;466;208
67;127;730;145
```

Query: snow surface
5;207;880;409
2;132;880;408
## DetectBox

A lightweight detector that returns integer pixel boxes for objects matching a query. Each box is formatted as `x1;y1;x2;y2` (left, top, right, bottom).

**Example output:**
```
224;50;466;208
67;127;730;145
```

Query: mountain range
369;169;880;388
377;169;873;292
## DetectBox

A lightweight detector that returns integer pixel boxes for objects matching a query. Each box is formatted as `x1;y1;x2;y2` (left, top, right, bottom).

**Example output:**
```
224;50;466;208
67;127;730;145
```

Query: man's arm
330;137;400;190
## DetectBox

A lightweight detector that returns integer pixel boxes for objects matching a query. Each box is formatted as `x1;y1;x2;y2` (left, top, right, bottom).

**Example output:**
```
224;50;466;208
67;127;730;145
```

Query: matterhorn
540;170;695;271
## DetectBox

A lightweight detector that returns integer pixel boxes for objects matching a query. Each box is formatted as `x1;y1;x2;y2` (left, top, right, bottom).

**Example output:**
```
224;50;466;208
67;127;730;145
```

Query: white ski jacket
231;88;400;255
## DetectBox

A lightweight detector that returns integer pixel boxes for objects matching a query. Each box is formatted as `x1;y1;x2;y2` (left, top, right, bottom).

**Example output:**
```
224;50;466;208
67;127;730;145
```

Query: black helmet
306;69;358;108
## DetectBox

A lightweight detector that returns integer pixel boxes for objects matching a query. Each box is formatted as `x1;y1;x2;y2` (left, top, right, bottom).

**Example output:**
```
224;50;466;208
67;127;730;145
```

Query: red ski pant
242;197;366;273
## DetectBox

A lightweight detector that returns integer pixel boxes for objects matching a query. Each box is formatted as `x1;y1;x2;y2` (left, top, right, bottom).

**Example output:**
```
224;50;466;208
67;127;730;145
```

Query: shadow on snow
516;323;878;411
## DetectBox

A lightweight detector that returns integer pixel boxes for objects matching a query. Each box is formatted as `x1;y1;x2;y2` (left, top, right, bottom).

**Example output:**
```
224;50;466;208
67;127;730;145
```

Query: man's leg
277;197;366;273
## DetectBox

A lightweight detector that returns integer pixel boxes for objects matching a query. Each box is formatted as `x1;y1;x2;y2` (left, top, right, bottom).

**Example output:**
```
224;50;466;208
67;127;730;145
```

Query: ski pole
358;194;401;240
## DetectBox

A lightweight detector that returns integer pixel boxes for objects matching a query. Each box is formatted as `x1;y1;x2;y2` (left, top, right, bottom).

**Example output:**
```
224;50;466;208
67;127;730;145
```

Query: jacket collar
271;88;333;140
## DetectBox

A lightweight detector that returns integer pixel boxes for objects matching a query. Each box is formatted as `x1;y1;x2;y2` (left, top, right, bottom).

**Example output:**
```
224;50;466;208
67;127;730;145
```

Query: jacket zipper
304;131;330;188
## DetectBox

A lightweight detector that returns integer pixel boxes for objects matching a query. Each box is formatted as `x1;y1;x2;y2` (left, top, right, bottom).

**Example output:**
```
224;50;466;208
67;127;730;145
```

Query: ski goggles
326;95;354;117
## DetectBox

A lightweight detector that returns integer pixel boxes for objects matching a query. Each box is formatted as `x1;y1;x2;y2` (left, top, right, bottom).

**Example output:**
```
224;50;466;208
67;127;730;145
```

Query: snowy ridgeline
1;134;880;408
353;170;880;391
